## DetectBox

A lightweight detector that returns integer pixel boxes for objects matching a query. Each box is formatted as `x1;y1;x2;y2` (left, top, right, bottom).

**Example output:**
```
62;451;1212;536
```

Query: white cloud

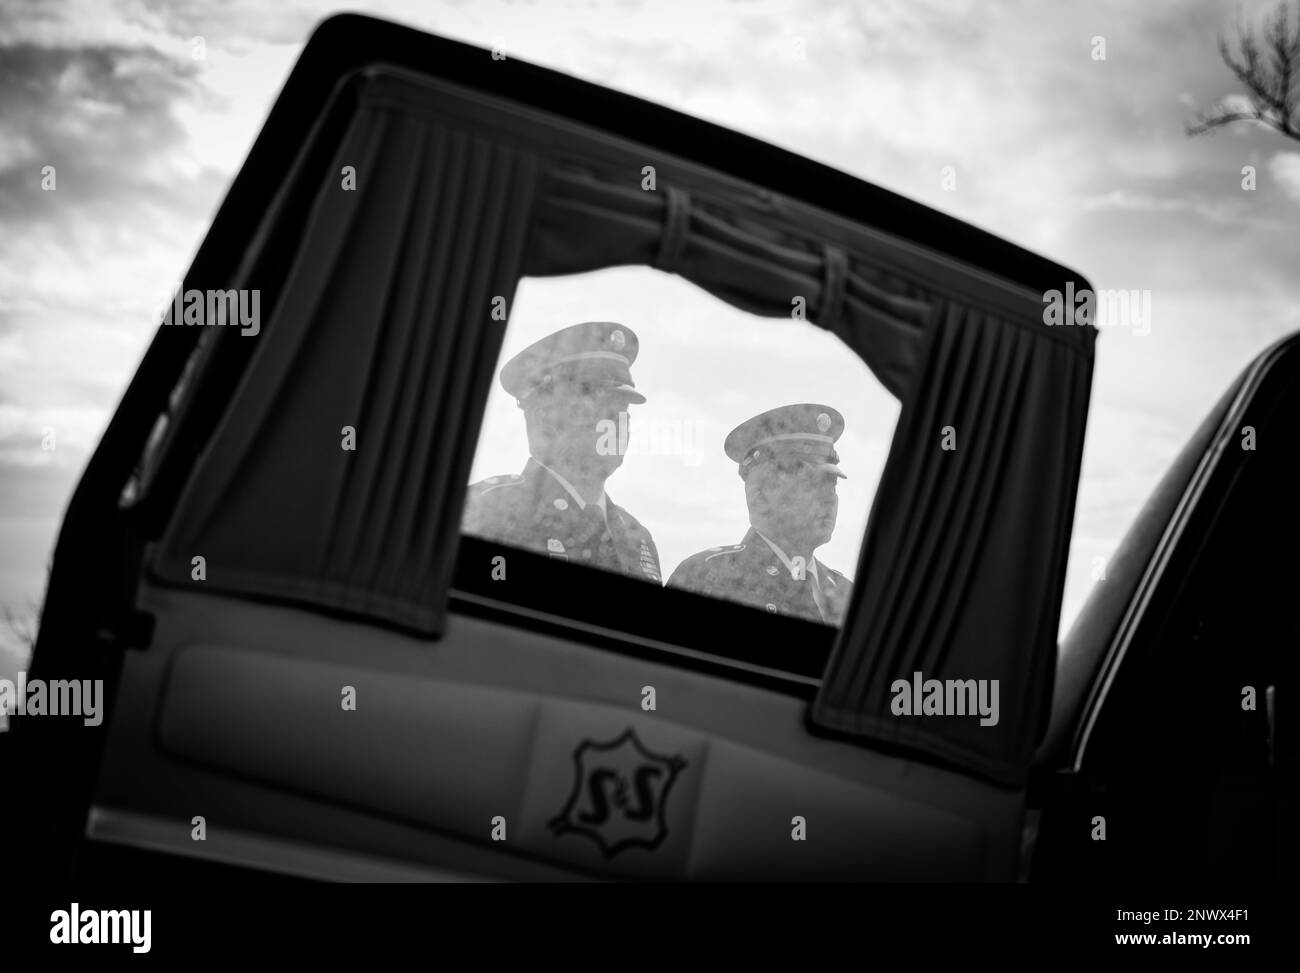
0;129;40;169
1267;150;1300;202
0;331;32;371
170;38;298;178
0;402;109;467
1079;188;1254;226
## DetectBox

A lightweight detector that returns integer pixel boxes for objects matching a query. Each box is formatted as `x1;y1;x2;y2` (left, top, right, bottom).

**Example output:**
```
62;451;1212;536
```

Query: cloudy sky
2;0;1298;676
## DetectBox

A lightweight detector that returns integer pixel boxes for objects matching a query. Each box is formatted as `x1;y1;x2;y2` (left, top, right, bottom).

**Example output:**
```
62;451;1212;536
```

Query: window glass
462;265;900;626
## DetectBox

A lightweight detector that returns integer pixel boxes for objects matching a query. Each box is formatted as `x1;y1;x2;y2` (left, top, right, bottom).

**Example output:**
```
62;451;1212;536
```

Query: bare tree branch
1187;1;1300;142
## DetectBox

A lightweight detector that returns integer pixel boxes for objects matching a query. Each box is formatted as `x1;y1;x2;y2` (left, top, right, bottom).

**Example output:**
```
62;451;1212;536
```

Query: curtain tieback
653;186;691;273
819;243;848;331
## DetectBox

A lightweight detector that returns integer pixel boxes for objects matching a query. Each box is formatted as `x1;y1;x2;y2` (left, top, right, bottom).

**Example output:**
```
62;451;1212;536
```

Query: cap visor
809;462;846;478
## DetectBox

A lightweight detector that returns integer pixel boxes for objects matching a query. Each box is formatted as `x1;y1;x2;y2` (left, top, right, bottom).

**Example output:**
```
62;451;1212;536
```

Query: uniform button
581;549;592;559
553;498;568;511
766;603;777;612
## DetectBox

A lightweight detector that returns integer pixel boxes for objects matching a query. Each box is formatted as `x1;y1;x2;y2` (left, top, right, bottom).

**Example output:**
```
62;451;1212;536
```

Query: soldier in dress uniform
667;403;853;624
461;321;662;583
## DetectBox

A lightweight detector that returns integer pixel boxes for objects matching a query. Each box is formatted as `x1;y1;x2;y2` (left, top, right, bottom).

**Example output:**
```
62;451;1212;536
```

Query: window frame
113;18;1088;722
451;535;834;692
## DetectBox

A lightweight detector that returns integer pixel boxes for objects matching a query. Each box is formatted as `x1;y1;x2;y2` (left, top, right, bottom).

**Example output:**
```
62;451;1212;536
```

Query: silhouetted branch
1187;1;1300;142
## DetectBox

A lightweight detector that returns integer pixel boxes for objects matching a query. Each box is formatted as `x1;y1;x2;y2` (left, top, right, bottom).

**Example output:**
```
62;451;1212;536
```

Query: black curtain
811;299;1093;784
154;99;541;633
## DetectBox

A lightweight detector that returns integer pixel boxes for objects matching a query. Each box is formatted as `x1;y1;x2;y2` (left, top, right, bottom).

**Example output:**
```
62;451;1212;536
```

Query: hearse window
141;65;1092;781
460;266;899;629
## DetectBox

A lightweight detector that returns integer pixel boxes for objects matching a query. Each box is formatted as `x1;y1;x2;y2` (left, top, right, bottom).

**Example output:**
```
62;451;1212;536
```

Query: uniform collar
529;456;608;514
751;528;819;584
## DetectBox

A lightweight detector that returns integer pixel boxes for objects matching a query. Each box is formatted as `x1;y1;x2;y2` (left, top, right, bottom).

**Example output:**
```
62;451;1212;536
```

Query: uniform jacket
666;527;851;624
462;458;662;583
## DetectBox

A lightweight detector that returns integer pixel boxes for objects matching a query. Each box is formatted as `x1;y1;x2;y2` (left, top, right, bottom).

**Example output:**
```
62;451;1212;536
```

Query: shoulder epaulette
471;474;524;496
704;543;746;562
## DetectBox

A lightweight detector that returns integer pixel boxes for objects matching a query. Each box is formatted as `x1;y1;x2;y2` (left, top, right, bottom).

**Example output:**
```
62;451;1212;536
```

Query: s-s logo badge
548;728;686;858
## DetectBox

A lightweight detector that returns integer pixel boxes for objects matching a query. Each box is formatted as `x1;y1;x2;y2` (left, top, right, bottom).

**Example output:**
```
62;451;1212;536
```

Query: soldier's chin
595;451;625;475
570;449;623;476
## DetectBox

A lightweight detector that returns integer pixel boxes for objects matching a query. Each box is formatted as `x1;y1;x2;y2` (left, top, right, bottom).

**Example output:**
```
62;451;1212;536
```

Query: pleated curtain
812;299;1092;784
153;100;541;633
